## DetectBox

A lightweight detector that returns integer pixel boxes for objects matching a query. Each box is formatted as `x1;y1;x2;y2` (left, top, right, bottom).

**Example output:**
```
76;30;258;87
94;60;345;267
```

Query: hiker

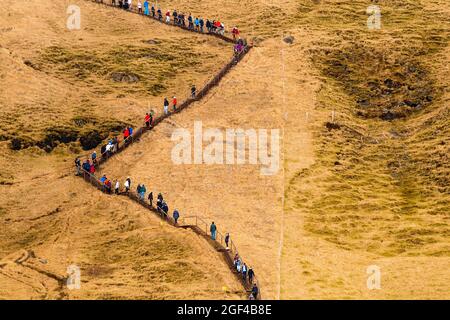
123;0;128;10
206;19;212;33
115;180;120;194
172;96;177;111
188;14;193;30
165;10;170;23
90;163;96;174
148;111;153;127
100;144;107;158
158;199;168;217
75;157;81;175
194;17;200;31
123;127;130;142
191;85;197;98
124;177;131;193
199;18;204;32
157;196;163;211
242;263;247;281
143;0;148;15
232;26;240;41
225;233;230;249
105;179;112;194
92;151;97;165
140;184;146;200
163;98;169;114
100;174;107;184
234;42;244;55
112;136;119;153
173;210;180;224
112;0;116;6
248;267;254;284
145;113;151;128
172;9;178;25
236;258;241;272
180;13;186;27
248;293;255;300
151;4;155;17
82;159;91;173
148;191;153;206
118;0;122;8
162;201;169;217
128;0;132;11
137;184;142;200
157;7;162;20
137;0;142;13
218;21;225;35
105;141;113;157
233;253;239;266
210;222;217;240
251;283;259;299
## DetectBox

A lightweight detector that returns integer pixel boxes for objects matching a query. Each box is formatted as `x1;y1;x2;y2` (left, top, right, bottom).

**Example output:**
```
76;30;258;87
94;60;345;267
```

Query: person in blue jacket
173;210;180;224
143;0;149;15
210;222;217;240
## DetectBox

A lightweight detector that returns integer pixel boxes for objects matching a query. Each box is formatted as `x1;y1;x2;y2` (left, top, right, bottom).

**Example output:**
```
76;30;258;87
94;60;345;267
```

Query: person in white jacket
115;180;120;194
124;177;131;193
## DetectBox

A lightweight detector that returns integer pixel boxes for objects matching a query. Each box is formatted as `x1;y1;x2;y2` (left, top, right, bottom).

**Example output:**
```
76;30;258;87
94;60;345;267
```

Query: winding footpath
76;0;261;299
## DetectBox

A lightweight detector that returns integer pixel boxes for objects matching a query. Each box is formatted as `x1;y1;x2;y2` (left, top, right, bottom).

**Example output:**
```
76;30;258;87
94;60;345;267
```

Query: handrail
78;168;261;299
75;2;260;300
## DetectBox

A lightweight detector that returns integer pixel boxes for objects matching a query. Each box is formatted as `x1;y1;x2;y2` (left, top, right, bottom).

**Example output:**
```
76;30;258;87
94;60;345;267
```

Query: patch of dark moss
10;136;35;150
36;127;80;153
79;130;106;151
311;44;438;120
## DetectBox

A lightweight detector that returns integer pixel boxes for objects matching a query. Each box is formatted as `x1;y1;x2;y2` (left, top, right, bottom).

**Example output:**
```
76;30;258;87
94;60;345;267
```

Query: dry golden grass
0;0;230;152
0;0;242;299
280;0;450;299
0;0;449;300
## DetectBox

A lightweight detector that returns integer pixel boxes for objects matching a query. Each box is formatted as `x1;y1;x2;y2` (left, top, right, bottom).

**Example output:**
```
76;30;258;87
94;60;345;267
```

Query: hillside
0;0;448;300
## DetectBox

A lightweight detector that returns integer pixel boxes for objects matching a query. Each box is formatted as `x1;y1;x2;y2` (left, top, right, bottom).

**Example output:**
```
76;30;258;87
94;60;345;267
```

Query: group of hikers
144;84;197;128
75;156;260;299
104;0;242;40
234;253;258;299
209;224;259;299
79;0;256;299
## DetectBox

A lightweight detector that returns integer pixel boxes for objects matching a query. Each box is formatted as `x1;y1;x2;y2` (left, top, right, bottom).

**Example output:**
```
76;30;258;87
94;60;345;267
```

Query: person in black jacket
148;191;153;206
248;267;254;284
173;210;180;224
251;284;258;299
75;157;81;175
157;8;162;20
172;9;178;25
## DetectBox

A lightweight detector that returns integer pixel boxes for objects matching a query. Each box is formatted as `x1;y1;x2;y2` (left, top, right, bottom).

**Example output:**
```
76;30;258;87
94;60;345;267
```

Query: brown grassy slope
0;0;242;299
0;0;230;152
98;38;289;299
0;150;243;299
281;0;450;298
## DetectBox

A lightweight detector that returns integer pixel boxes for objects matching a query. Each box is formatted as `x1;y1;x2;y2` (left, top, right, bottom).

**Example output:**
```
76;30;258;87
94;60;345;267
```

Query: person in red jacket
90;163;96;174
232;26;240;40
145;113;151;128
172;96;177;111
